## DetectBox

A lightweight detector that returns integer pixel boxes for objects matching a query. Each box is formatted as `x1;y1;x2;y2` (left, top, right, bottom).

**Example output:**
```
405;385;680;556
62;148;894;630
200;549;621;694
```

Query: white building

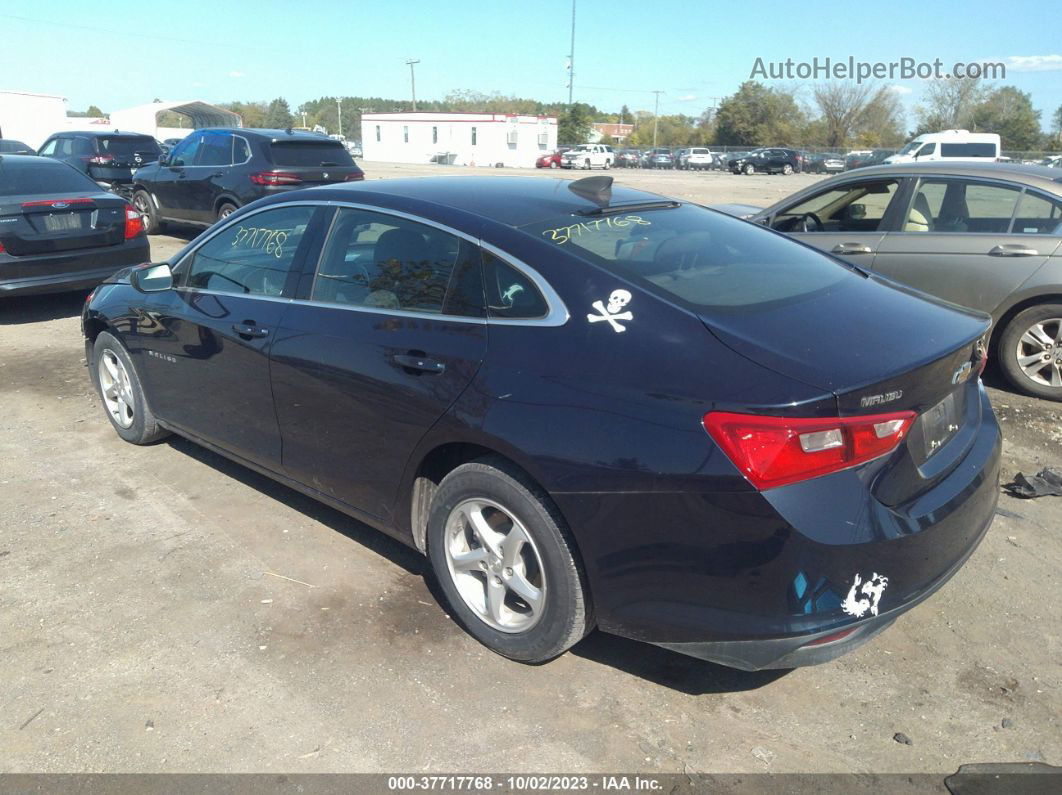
0;90;68;149
362;112;557;168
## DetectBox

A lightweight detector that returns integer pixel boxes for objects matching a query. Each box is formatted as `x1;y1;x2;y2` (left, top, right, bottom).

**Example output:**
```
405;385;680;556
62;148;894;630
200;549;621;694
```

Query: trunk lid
0;192;129;255
699;273;990;505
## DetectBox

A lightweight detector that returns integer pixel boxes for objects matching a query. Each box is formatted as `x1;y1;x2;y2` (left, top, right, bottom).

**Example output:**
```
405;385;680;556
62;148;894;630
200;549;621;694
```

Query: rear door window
1012;191;1062;234
182;205;316;296
269;142;354;167
526;204;852;311
195;132;232;167
905;179;1021;233
310;207;475;315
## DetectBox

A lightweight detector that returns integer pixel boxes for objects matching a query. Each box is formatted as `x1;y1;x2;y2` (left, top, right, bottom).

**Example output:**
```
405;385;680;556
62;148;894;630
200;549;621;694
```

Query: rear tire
998;304;1062;401
91;332;170;445
132;190;163;235
426;458;592;663
744;163;755;175
216;201;238;222
782;163;794;175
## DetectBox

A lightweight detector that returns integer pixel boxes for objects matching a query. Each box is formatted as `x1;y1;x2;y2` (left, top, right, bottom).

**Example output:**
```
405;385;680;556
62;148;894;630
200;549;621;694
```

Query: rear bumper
0;237;149;296
556;385;1002;669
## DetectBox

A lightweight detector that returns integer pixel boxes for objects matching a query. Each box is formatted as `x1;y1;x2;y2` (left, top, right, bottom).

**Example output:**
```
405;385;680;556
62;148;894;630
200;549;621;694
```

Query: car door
766;176;906;263
269;206;488;522
133;203;324;469
184;131;232;224
873;177;1062;314
153;133;203;221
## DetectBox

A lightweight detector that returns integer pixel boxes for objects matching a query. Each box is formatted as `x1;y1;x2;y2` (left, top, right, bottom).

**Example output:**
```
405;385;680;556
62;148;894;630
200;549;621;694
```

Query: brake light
249;171;303;186
976;337;989;376
703;410;916;490
124;203;144;239
21;197;95;208
0;240;5;254
344;173;365;181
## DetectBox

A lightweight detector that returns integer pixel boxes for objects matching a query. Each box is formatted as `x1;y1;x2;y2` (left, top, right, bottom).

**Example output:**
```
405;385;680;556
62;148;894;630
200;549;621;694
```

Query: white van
884;130;1000;164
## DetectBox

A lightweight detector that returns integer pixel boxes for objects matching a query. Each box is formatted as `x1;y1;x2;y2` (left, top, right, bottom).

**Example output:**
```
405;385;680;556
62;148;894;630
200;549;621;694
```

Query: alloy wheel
133;193;152;225
443;498;547;633
1015;317;1062;388
98;350;135;428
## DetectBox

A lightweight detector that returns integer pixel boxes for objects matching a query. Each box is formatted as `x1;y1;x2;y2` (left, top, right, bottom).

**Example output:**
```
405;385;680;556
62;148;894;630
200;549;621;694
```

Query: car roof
828;161;1062;190
61;130;156;138
301;176;675;227
192;127;344;143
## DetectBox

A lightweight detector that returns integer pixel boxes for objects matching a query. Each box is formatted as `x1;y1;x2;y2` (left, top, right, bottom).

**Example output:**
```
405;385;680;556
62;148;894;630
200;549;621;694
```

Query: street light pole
652;90;663;148
567;0;576;107
406;58;421;111
336;98;342;138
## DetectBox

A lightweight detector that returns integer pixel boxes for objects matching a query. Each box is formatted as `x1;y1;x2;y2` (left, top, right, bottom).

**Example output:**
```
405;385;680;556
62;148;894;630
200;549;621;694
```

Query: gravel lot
0;163;1059;775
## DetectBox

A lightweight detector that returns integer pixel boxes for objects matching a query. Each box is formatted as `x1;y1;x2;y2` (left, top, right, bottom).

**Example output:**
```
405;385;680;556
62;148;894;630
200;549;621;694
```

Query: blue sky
2;0;1059;131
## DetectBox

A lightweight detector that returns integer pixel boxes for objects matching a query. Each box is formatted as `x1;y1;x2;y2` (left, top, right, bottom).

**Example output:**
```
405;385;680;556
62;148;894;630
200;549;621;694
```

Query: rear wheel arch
214;196;240;217
990;292;1062;356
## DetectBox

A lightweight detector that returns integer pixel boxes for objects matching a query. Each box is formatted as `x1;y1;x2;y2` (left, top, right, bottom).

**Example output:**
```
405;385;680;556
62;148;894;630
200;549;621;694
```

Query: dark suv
38;131;162;194
728;147;802;175
130;128;365;232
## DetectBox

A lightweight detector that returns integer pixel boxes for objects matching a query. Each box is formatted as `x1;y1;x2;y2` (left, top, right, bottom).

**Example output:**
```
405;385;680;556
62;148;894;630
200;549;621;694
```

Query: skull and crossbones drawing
587;289;633;332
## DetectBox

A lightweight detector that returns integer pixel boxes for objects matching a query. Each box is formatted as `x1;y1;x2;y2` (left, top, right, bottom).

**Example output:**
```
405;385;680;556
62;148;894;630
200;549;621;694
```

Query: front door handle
988;244;1040;257
831;242;873;255
393;353;446;374
232;322;269;339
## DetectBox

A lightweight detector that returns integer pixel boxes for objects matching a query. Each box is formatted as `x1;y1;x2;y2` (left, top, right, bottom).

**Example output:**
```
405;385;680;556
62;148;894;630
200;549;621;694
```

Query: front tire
91;332;170;444
998;304;1062;400
426;458;592;663
549;161;558;169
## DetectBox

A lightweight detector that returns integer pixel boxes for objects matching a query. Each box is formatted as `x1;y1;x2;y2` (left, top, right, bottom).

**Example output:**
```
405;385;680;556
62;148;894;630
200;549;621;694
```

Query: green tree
853;87;907;148
971;86;1042;150
713;81;805;147
1052;104;1062;143
558;103;594;144
221;101;269;128
812;82;874;147
86;105;104;118
264;97;294;129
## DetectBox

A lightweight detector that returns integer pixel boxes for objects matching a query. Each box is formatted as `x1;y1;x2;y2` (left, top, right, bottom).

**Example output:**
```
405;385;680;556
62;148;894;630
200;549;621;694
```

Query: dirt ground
0;163;1059;775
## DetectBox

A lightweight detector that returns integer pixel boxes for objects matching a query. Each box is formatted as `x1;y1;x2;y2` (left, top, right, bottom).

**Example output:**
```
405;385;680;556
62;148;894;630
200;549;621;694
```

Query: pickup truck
560;144;613;170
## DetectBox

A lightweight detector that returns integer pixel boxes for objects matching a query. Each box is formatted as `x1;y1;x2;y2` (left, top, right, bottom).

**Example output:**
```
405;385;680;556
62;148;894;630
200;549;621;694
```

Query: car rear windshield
523;204;855;311
0;159;100;196
97;136;161;159
269;142;355;167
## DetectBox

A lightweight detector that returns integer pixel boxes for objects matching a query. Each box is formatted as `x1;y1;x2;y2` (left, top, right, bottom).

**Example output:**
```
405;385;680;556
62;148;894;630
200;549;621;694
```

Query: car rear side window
525;204;852;311
482;250;548;319
269;142;354;167
182;205;315;296
0;159;100;196
232;136;251;163
1012;191;1062;234
311;207;476;316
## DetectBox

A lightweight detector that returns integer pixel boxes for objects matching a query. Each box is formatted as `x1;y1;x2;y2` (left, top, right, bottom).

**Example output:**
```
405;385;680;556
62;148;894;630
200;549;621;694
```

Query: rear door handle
392;353;446;374
232;323;269;338
988;244;1040;257
831;242;873;255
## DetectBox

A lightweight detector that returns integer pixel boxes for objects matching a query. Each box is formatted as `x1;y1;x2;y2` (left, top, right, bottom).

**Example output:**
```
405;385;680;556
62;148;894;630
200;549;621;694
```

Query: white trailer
0;90;68;150
362;112;558;168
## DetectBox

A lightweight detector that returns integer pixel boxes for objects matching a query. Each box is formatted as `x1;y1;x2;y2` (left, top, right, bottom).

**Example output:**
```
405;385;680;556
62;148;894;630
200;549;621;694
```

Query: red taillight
124;203;144;239
344;173;365;181
976;338;989;376
703;410;917;490
0;240;5;254
249;171;303;186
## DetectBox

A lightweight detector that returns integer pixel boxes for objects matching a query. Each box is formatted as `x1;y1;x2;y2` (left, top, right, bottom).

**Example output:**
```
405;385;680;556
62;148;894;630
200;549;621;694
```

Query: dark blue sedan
81;175;1000;670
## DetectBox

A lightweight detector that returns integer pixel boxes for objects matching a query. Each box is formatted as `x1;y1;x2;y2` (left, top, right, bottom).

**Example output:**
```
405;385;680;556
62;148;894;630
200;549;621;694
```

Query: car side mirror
158;152;169;166
131;263;173;293
847;203;867;220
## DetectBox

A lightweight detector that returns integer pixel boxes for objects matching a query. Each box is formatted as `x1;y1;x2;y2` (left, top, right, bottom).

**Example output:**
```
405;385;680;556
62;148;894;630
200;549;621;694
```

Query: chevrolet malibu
82;175;1000;669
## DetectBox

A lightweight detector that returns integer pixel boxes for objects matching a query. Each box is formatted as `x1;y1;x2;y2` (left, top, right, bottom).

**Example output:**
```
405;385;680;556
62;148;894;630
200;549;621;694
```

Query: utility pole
406;58;421;111
567;0;576;107
336;98;343;137
651;90;663;148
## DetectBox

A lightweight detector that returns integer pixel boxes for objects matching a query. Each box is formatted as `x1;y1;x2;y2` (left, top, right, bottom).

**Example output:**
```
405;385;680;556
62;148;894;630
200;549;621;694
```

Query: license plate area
42;212;84;232
920;391;962;459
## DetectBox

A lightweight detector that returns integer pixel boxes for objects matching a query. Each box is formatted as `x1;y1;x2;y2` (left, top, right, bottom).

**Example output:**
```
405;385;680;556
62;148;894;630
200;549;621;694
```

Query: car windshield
897;141;922;155
97;136;161;158
523;204;855;311
270;141;355;167
0;159;100;196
